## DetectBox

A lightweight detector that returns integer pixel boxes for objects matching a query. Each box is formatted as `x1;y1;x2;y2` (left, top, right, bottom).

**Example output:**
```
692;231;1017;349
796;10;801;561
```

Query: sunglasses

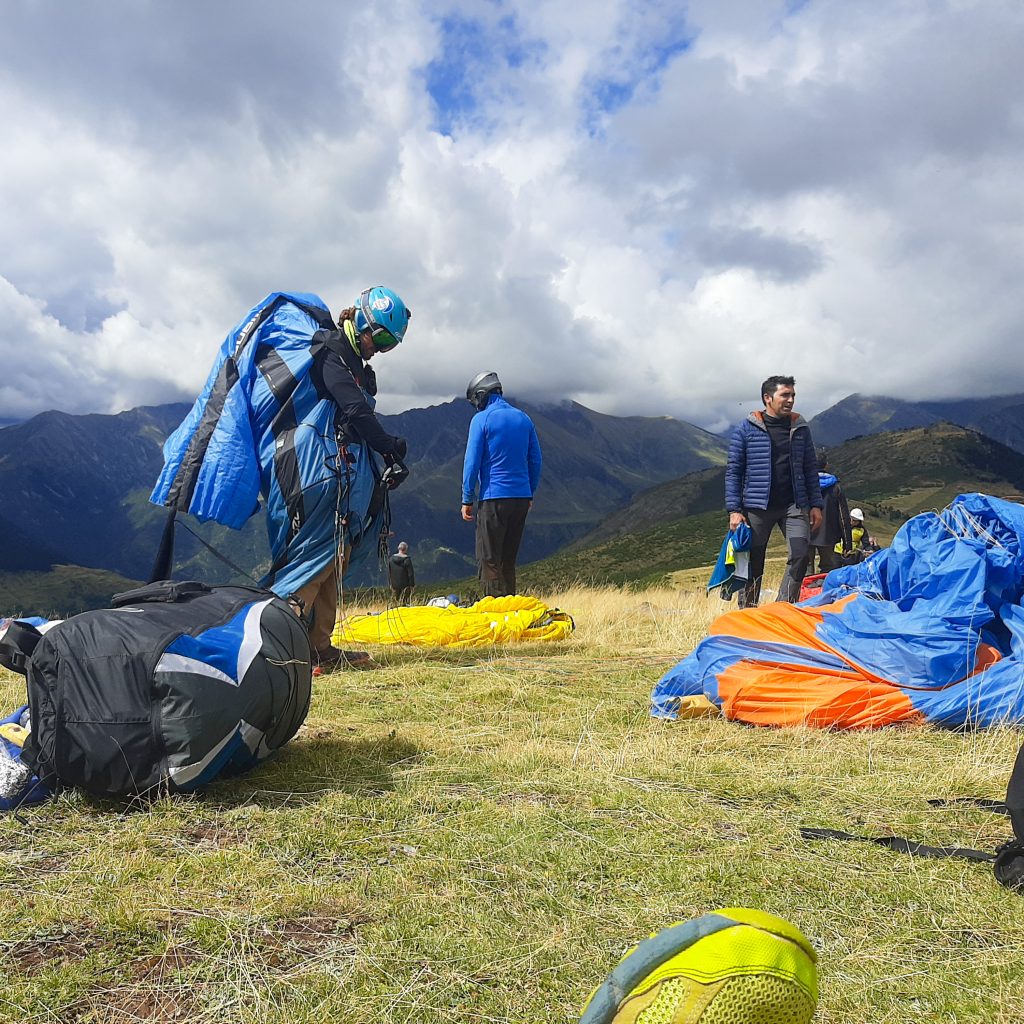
369;325;401;351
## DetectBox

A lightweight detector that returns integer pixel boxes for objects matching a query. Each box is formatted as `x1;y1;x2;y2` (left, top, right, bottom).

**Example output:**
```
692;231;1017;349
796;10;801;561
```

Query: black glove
382;456;410;490
393;436;408;460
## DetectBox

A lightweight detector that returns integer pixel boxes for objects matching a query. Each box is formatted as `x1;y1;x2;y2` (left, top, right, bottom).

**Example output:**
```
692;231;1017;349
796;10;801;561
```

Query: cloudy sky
0;0;1021;430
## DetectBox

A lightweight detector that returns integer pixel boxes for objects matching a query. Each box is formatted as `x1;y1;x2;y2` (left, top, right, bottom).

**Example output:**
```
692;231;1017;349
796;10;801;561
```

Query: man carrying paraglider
151;286;411;669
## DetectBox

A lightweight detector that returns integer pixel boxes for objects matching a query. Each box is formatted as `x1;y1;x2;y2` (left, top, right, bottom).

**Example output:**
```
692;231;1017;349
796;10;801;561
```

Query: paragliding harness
0;581;312;802
149;308;401;590
301;325;405;600
801;742;1024;892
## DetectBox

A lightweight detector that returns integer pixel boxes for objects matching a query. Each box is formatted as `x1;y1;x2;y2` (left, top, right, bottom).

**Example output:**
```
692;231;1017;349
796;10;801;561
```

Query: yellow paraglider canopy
332;595;574;649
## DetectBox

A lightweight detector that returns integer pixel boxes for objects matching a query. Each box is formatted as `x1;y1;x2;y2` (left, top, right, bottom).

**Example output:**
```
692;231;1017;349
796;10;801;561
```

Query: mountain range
518;421;1024;590
377;399;727;577
0;397;726;600
4;387;1024;614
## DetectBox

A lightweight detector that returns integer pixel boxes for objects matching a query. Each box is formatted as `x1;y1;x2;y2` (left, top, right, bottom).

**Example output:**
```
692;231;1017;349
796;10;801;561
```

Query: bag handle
0;621;43;676
111;580;212;607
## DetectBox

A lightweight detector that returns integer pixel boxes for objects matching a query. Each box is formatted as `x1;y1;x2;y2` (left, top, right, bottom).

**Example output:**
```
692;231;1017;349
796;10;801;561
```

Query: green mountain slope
519;509;726;590
381;399;728;574
570;466;725;549
0;565;143;618
517;422;1024;590
0;397;728;609
830;421;1024;512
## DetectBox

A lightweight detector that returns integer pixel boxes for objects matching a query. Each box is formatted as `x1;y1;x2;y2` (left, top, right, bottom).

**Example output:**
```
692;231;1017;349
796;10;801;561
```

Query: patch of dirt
4;923;100;972
181;820;248;849
70;986;199;1024
11;910;367;1019
951;926;1005;949
494;790;568;808
27;854;68;874
441;783;478;797
0;850;69;880
6;920;203;971
255;912;362;969
296;723;335;741
712;821;749;841
63;940;209;1023
129;943;206;976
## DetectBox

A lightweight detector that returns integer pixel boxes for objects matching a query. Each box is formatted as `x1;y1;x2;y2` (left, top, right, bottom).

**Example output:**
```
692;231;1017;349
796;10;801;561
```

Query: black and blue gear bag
2;581;311;800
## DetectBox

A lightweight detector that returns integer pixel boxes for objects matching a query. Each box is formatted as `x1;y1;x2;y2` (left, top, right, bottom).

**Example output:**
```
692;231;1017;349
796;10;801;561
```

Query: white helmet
850;508;864;521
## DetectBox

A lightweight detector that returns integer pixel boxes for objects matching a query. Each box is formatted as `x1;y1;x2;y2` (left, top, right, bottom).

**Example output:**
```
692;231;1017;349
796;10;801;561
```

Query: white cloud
0;0;1022;431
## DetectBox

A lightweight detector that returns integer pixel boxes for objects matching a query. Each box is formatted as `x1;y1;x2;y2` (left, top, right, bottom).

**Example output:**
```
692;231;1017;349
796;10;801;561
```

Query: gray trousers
740;504;811;607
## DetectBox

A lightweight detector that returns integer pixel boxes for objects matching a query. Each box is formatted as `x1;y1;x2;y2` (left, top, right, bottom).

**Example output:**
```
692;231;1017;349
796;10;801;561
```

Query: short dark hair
816;447;828;470
761;375;795;405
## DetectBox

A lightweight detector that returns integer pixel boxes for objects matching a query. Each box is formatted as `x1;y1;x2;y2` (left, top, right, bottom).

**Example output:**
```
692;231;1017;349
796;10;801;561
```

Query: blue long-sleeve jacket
725;411;823;512
462;394;542;503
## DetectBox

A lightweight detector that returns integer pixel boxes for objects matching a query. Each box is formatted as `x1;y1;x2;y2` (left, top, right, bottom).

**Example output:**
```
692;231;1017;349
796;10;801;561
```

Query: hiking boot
314;646;374;671
579;908;818;1024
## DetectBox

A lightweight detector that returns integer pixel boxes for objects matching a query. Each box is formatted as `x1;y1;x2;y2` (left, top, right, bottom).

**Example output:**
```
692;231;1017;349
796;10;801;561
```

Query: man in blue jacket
461;372;543;597
725;375;823;607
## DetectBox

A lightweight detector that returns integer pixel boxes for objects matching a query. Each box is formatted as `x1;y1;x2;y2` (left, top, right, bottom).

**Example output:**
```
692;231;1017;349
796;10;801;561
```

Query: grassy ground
2;584;1023;1022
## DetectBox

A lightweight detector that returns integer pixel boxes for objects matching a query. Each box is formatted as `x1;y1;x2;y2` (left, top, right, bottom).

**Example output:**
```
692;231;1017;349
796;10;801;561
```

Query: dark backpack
1;581;311;800
994;745;1024;890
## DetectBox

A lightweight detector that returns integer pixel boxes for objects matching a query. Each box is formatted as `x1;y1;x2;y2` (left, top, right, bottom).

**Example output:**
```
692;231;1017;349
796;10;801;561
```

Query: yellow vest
835;525;866;553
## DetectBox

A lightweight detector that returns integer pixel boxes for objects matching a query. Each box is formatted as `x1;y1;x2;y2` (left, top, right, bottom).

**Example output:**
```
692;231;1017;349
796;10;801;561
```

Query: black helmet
466;371;502;411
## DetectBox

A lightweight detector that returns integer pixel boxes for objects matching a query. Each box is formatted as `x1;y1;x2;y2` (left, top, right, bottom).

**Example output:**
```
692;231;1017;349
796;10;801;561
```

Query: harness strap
805;744;1024;890
175;518;261;585
800;826;994;863
927;797;1009;815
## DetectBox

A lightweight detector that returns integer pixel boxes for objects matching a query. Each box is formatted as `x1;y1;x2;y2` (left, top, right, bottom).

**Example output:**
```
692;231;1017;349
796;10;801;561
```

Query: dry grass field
2;582;1023;1022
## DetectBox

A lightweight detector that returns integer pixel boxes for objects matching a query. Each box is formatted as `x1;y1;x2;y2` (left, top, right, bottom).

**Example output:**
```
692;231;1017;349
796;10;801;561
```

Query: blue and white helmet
353;286;411;352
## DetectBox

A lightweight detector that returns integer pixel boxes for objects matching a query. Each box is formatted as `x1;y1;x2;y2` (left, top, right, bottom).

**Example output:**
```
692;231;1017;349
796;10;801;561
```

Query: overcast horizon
1;0;1021;433
4;386;1024;440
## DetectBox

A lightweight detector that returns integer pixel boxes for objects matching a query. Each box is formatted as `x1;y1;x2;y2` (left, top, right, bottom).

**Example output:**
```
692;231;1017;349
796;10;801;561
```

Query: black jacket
388;553;415;590
810;472;853;549
311;329;403;458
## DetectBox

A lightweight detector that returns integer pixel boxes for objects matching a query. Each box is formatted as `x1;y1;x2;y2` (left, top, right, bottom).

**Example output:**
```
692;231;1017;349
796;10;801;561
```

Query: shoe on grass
579;908;818;1024
314;646;375;670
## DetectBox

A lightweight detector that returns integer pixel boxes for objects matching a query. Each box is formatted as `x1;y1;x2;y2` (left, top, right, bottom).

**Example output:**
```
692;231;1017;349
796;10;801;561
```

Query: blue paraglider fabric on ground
0;706;50;810
652;494;1024;729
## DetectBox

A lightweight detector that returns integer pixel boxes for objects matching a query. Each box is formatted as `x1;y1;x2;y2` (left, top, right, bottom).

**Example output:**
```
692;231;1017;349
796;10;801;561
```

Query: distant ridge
380;398;728;577
810;392;1024;453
